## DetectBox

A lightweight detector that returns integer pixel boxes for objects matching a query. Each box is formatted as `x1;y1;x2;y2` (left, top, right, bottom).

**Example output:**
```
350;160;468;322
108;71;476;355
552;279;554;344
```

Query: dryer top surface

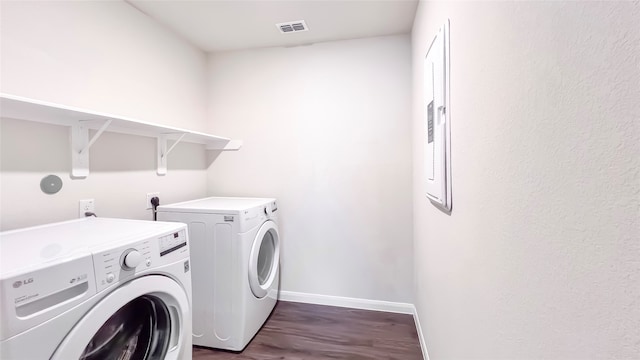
157;196;275;214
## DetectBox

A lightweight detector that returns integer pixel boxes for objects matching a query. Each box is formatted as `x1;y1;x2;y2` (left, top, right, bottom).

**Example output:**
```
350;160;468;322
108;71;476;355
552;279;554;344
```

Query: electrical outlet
146;192;160;210
79;199;95;217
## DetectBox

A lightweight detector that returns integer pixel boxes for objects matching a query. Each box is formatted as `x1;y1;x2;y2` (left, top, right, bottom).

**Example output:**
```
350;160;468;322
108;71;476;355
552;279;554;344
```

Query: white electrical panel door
424;21;452;212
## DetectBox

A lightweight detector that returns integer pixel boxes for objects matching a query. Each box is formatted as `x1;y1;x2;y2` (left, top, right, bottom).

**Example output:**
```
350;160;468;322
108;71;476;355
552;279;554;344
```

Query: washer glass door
249;220;280;298
80;295;170;360
51;275;189;360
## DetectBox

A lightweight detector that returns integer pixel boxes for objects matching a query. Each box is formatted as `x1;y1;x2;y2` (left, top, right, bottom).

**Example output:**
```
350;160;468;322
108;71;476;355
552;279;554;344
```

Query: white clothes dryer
0;217;192;360
157;197;280;351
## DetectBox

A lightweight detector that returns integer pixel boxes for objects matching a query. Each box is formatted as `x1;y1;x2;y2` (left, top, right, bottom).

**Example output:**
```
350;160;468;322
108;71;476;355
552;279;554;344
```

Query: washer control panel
159;230;187;257
93;229;188;292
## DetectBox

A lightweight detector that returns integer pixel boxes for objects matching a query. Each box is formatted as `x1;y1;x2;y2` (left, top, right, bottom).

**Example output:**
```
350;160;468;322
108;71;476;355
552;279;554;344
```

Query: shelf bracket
157;133;187;175
70;119;112;178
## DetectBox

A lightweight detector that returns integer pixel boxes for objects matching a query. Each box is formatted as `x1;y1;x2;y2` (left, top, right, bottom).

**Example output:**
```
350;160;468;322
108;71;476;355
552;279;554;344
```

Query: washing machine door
51;275;189;360
248;220;280;298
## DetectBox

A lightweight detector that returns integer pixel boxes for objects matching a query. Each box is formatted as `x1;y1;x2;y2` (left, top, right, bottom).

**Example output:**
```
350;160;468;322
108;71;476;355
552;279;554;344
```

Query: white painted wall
206;35;414;303
412;1;640;359
0;1;210;230
1;1;208;131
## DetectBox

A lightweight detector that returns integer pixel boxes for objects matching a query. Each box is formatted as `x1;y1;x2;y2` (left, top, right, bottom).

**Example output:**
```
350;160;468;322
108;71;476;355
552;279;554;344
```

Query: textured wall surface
0;1;209;230
412;1;640;359
206;35;414;303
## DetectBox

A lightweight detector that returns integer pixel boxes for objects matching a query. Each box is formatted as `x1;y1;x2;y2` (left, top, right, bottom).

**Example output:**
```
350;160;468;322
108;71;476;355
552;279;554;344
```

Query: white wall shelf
0;93;242;178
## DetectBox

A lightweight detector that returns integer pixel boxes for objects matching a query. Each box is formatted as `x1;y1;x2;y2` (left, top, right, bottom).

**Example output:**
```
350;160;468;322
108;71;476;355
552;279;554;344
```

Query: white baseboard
412;306;430;360
278;290;414;314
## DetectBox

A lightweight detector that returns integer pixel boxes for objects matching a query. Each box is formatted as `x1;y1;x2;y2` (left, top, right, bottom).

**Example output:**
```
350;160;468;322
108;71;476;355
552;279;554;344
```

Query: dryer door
248;220;280;299
51;275;189;360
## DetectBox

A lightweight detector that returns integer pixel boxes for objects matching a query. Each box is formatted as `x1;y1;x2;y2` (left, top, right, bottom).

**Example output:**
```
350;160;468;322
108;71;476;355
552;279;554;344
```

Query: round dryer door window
249;220;280;298
51;275;190;360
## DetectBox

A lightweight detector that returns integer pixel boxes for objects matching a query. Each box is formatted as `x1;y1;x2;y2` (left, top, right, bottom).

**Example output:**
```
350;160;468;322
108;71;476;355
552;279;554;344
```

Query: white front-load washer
157;197;280;351
0;217;193;360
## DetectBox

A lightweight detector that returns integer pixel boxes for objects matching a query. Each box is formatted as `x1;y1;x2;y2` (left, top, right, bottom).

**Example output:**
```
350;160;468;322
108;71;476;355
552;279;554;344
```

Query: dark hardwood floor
193;301;423;360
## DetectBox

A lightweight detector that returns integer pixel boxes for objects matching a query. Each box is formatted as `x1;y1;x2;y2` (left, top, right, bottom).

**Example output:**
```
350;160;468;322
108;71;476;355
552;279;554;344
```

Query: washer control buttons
106;273;115;283
146;259;152;267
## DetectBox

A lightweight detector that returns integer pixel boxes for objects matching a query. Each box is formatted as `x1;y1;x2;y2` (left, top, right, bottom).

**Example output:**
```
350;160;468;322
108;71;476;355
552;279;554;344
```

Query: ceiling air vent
276;20;309;34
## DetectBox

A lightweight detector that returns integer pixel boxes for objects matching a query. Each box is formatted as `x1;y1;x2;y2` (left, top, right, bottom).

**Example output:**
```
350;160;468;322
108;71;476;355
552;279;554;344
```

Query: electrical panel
424;21;452;212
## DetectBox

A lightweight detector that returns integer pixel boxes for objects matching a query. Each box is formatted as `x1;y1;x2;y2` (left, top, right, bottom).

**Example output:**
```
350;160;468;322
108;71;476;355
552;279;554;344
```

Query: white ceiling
126;0;418;53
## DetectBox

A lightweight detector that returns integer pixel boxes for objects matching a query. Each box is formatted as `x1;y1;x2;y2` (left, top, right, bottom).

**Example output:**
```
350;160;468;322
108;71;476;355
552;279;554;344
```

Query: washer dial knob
122;249;142;270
